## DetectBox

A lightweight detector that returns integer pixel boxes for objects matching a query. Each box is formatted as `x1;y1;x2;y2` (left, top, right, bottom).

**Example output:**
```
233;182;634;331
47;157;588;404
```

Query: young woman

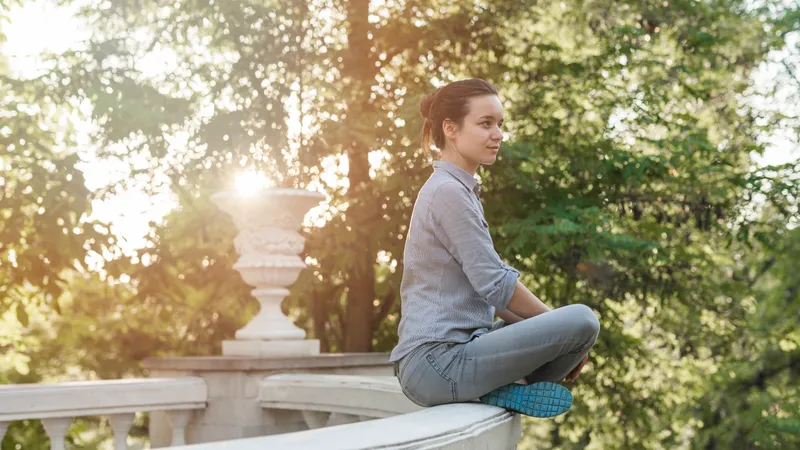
389;79;600;418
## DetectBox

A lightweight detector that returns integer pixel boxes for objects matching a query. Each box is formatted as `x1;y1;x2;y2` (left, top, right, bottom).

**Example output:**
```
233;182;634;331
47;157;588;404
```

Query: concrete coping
0;377;207;421
174;403;518;450
259;373;423;418
142;353;392;372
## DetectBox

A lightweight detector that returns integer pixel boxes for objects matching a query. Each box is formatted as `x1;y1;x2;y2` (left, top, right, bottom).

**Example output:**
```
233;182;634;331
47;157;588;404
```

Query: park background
1;0;799;448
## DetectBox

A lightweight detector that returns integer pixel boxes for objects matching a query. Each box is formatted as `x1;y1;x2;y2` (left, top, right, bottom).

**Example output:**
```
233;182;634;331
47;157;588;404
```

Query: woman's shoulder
419;174;470;206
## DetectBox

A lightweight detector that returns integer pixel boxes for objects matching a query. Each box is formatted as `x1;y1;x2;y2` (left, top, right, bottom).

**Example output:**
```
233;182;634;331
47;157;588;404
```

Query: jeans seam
425;354;458;401
459;338;584;362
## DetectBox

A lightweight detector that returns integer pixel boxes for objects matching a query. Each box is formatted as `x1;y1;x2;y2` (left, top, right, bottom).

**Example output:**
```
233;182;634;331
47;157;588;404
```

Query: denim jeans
395;304;601;407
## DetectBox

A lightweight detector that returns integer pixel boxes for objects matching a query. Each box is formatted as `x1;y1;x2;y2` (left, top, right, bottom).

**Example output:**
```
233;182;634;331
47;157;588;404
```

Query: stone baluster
108;413;135;449
41;417;71;450
301;410;330;429
168;410;192;446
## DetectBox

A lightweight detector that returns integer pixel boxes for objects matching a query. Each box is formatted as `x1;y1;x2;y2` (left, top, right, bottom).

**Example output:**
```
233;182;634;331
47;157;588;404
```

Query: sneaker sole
479;382;573;418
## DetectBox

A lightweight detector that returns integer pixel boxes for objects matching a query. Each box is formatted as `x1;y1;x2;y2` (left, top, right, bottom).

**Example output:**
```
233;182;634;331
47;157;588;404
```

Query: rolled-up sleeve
430;182;520;310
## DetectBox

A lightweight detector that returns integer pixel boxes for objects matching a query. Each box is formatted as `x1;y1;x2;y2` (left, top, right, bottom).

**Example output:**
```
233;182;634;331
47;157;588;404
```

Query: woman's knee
564;304;600;343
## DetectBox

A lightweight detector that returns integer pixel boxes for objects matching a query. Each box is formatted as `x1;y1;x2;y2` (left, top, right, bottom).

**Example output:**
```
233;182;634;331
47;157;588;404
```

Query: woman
389;79;600;418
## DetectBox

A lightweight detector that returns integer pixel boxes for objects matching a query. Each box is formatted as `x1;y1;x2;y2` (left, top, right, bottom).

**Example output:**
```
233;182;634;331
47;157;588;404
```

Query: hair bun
419;88;441;120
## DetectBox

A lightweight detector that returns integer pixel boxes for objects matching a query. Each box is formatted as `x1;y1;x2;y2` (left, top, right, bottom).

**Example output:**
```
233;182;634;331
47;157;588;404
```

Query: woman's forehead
467;95;504;119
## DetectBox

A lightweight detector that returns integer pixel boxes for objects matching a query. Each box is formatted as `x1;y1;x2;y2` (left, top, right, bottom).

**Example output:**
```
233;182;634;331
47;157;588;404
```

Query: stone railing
0;372;522;449
171;373;521;449
177;405;519;449
259;374;423;427
0;377;207;449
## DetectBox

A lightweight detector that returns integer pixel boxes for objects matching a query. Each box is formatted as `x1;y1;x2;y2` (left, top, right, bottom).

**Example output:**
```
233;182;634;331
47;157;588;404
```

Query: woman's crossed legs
398;304;600;407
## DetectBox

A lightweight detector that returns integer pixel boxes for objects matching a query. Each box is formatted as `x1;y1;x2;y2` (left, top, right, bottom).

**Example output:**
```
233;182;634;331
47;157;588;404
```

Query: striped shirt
389;160;521;363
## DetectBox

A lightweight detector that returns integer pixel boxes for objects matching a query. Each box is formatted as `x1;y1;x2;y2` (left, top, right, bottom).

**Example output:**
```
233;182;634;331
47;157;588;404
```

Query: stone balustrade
0;377;207;449
169;373;520;449
175;404;520;449
0;367;522;449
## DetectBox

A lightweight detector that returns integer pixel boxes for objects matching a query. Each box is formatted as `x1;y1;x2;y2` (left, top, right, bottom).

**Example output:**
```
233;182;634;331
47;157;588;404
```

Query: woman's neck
439;151;479;176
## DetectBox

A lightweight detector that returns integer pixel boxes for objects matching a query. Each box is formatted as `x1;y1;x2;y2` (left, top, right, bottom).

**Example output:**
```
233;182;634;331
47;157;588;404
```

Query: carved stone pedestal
211;188;324;357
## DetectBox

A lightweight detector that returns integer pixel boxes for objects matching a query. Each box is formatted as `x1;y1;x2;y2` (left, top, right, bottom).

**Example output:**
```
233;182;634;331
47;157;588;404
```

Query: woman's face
443;94;505;173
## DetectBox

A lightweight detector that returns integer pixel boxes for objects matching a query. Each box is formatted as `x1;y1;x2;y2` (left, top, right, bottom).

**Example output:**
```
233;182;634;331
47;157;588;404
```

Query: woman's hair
419;78;499;156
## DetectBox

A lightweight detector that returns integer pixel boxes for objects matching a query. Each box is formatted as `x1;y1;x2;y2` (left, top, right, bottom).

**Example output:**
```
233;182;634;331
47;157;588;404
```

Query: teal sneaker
479;382;573;418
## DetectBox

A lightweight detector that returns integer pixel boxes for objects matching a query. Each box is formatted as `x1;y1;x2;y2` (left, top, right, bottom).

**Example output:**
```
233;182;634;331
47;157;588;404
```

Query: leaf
15;305;29;327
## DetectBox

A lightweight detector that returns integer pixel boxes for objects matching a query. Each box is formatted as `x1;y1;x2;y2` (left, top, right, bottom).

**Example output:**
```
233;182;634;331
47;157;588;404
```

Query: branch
309;289;329;353
616;193;717;208
373;287;396;324
732;351;800;393
747;257;776;288
782;60;800;89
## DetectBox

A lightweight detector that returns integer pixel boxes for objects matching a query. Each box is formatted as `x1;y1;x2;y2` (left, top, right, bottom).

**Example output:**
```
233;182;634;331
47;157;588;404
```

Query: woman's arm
496;308;525;324
431;183;520;310
504;280;550;319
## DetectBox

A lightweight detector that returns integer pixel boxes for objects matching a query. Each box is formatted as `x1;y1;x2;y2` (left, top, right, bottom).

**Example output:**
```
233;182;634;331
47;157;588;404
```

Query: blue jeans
395;304;601;407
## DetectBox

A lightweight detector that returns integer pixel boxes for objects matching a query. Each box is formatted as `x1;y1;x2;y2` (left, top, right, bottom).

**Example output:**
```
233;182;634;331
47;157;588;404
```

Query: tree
482;1;800;447
691;204;800;449
4;0;798;448
0;0;108;331
1;1;115;447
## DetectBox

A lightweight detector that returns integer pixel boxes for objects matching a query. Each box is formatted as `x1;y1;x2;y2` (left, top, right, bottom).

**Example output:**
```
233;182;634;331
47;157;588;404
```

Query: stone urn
211;188;324;357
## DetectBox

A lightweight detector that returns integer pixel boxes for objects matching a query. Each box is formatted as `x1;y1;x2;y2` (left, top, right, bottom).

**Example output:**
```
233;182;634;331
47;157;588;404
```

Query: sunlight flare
235;170;273;196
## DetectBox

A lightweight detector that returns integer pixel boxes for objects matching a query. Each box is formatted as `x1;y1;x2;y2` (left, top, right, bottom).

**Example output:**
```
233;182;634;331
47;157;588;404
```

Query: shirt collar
433;160;482;197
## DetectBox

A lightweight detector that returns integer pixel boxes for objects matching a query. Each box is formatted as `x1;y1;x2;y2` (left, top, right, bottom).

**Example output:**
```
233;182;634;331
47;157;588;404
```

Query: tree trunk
342;0;376;352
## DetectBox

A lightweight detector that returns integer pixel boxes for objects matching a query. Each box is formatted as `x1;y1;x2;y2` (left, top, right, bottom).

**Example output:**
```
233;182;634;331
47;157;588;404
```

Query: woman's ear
442;119;458;139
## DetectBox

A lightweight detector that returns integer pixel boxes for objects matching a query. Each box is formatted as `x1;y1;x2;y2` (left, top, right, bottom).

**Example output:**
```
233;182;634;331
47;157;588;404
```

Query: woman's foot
479;382;572;418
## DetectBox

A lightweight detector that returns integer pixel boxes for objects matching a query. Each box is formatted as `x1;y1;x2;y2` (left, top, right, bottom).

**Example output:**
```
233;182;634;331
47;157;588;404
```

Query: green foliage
1;3;128;448
0;71;109;317
692;227;800;449
0;0;110;383
0;0;798;448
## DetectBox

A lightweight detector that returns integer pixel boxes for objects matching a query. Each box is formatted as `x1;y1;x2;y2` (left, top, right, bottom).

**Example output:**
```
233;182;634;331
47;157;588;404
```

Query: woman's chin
481;154;499;165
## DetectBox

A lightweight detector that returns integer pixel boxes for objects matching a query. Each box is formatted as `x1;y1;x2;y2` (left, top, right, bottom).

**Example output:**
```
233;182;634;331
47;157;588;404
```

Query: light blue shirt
389;161;520;363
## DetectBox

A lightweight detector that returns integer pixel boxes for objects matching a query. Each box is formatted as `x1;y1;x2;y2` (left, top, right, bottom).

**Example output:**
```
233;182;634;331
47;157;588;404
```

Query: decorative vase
211;188;323;357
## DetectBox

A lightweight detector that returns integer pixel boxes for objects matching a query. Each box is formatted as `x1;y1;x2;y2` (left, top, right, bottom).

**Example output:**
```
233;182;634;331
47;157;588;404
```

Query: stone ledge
222;339;320;357
142;353;391;372
259;374;423;419
0;377;207;421
173;404;520;450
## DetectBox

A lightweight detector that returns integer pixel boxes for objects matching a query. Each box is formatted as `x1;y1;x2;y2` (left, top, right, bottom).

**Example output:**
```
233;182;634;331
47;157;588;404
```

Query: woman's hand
564;354;589;382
